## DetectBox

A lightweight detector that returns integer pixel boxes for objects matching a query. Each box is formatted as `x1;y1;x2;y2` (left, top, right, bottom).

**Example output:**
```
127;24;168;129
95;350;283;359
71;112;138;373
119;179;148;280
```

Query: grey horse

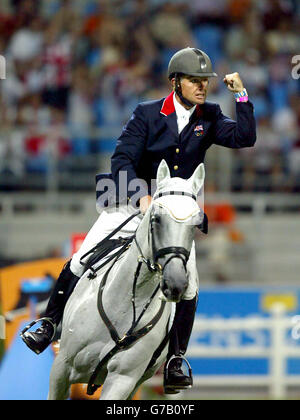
48;160;205;400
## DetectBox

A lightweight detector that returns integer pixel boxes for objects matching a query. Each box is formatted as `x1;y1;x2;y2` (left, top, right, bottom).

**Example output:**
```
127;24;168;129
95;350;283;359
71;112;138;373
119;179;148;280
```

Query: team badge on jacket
194;125;204;136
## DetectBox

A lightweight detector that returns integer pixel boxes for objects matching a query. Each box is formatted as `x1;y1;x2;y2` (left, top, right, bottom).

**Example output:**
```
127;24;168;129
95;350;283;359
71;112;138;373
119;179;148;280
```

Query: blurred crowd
0;0;300;192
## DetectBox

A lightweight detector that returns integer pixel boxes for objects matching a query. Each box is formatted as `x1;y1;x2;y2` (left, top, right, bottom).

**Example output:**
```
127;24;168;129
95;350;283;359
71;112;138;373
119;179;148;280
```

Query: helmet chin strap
175;73;195;109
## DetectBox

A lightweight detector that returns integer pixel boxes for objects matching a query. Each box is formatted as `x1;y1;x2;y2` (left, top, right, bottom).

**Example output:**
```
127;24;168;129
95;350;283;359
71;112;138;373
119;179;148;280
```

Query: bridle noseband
153;246;190;273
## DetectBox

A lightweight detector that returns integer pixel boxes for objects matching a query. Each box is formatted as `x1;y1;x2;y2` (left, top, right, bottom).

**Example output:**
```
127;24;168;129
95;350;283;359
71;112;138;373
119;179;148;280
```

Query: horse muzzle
160;257;188;302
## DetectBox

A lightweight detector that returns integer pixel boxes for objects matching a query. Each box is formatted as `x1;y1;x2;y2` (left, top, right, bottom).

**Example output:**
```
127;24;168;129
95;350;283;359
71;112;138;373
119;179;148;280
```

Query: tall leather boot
164;295;197;393
21;261;80;354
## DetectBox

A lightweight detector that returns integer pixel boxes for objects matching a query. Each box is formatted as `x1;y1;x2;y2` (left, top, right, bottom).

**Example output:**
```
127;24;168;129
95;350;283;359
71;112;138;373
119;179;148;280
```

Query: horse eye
151;215;161;224
191;212;204;226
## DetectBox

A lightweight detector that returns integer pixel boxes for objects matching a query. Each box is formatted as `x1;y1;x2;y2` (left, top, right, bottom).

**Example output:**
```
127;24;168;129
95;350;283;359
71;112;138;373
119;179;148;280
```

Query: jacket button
176;148;180;154
174;165;178;170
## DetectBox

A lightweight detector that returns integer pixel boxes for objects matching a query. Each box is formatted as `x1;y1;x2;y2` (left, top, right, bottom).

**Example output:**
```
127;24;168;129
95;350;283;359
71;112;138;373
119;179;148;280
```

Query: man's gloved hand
223;72;245;93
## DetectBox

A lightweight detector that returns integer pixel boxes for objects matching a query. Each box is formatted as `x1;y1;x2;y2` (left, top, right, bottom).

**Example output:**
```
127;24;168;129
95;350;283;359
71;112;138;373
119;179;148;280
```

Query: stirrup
20;317;57;342
163;354;193;393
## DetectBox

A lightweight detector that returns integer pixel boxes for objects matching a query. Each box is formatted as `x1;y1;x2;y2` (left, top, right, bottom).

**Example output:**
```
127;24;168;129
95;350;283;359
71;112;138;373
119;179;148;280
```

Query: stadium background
0;0;300;400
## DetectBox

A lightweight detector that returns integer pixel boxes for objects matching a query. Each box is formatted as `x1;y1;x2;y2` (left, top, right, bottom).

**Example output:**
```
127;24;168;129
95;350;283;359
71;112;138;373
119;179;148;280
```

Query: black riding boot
164;295;197;393
21;260;80;354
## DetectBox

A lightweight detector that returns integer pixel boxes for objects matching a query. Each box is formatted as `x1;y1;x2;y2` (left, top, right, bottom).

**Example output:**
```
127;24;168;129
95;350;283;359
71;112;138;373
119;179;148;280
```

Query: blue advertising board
190;286;300;376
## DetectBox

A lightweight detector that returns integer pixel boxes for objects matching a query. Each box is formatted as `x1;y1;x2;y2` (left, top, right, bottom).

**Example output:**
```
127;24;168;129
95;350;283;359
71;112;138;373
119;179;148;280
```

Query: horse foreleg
48;352;71;400
100;374;138;400
99;358;143;400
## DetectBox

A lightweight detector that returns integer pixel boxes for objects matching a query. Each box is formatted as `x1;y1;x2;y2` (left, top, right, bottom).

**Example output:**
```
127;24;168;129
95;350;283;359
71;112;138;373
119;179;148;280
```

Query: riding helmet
168;47;218;80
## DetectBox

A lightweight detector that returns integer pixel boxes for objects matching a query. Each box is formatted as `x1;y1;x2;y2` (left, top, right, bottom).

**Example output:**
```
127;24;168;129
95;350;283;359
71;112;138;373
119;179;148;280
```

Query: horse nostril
162;283;183;302
163;289;171;299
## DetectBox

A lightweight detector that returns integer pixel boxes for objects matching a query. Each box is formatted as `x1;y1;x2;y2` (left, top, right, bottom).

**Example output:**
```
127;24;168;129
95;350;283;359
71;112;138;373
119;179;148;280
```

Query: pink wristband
236;96;248;103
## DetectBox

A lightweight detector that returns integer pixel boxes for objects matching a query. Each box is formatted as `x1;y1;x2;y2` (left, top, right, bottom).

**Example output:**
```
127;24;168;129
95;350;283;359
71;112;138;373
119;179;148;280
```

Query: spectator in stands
265;17;300;56
10;0;41;28
227;0;252;23
261;0;294;31
225;12;263;61
188;0;229;26
8;15;44;62
68;65;94;154
150;2;194;50
41;21;73;110
235;49;268;95
253;115;282;190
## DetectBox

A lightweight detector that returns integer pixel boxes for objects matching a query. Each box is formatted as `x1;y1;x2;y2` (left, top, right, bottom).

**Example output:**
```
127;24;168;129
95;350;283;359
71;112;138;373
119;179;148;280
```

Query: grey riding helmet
168;47;218;80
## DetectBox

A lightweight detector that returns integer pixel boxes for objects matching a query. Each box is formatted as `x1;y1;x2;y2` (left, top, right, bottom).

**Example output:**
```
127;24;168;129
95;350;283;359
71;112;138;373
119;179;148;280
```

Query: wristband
234;88;248;102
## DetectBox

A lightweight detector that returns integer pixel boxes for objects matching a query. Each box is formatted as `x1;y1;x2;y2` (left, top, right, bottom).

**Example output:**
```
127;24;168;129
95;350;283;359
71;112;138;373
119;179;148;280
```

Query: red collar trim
160;92;175;116
160;91;203;117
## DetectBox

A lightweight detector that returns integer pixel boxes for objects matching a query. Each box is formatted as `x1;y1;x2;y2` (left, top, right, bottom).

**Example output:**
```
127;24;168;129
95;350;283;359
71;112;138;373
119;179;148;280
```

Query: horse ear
187;163;205;194
156;159;171;186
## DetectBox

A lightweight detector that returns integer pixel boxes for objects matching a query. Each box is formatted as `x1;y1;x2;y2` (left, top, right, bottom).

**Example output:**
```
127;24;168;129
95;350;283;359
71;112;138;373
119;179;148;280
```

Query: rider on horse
22;47;256;393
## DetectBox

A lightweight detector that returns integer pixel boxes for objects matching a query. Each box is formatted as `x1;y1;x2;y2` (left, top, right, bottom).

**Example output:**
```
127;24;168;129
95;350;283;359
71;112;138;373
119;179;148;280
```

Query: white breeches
70;207;198;300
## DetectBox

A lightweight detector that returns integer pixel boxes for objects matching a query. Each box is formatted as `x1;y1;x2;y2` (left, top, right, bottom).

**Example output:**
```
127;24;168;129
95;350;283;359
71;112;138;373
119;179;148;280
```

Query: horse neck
103;211;162;333
134;210;152;260
112;210;156;294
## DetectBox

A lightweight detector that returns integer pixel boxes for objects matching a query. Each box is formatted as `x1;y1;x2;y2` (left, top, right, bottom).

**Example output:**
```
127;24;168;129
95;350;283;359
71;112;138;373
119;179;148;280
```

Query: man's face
173;75;209;106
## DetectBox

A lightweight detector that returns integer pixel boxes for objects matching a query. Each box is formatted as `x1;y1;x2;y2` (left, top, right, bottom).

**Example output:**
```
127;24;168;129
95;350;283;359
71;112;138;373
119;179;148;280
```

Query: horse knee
106;358;140;385
107;358;120;373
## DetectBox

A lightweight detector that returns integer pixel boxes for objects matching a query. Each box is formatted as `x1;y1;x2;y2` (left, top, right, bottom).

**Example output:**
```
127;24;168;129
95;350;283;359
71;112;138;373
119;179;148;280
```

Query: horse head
149;160;205;302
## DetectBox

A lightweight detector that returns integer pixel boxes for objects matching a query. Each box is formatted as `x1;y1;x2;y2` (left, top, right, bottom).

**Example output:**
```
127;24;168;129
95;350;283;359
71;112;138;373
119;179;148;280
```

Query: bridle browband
154;190;197;201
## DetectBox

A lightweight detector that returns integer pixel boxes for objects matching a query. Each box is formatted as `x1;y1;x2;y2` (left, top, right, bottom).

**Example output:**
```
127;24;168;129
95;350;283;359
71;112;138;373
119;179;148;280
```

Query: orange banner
0;258;67;349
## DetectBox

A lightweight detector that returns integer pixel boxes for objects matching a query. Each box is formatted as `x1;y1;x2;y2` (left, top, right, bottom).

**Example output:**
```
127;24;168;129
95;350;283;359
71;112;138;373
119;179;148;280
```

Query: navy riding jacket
97;92;256;206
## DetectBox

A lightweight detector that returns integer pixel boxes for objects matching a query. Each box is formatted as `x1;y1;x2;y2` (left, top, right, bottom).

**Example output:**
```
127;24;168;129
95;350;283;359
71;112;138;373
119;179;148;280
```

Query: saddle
82;236;134;279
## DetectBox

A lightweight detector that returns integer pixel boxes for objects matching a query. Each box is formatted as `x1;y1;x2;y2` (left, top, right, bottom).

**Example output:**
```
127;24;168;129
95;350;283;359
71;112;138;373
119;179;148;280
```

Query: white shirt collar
173;93;196;134
173;93;196;120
